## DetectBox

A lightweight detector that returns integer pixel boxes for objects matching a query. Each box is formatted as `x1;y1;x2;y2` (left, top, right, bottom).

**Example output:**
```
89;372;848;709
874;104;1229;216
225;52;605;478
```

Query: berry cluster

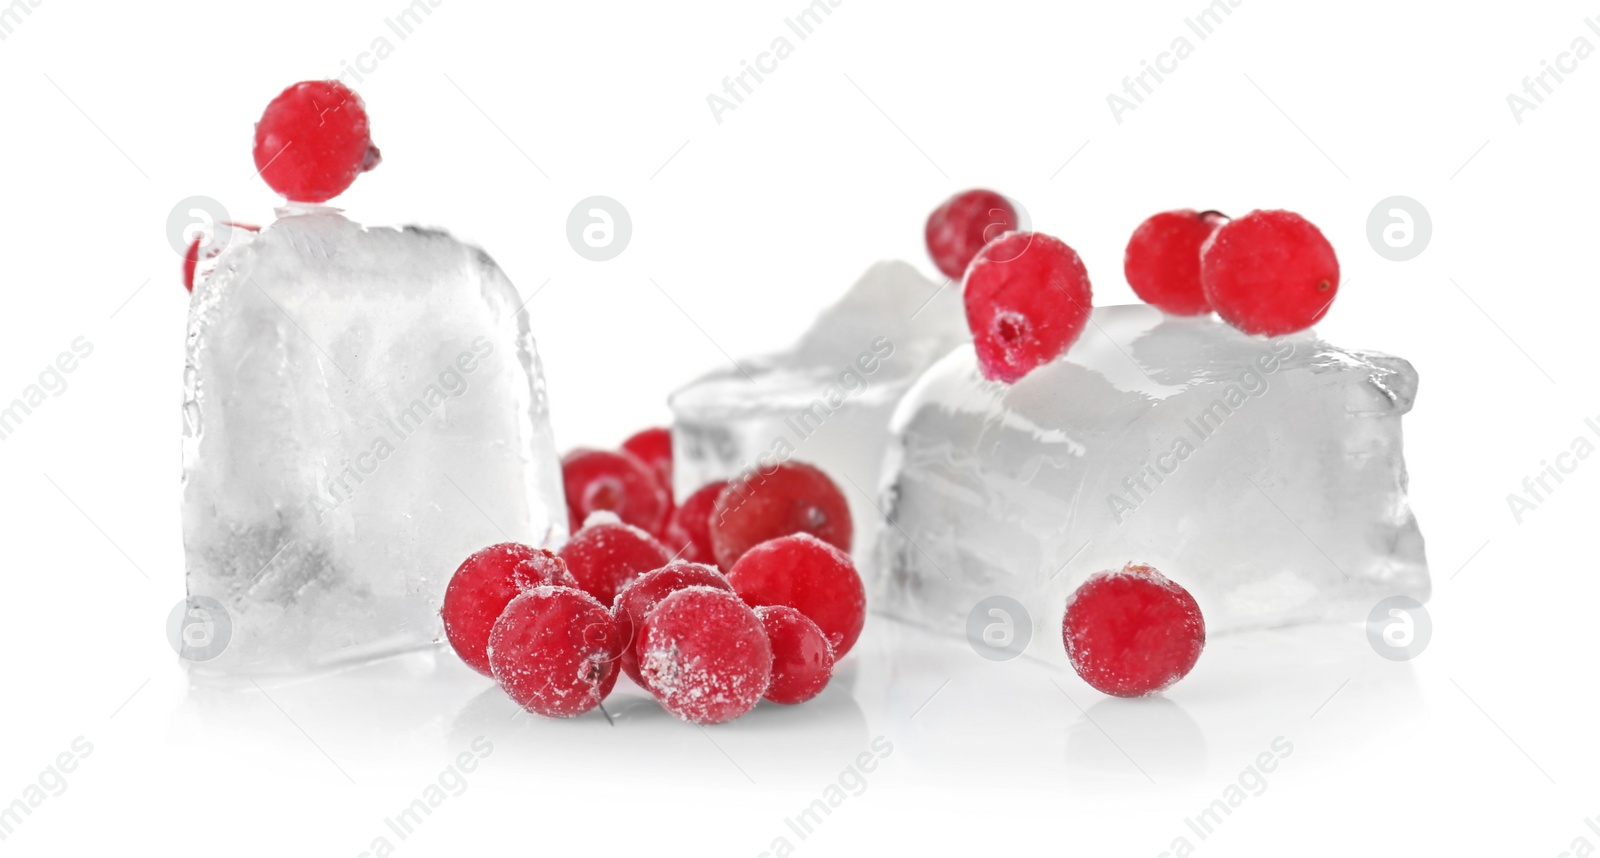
445;429;865;724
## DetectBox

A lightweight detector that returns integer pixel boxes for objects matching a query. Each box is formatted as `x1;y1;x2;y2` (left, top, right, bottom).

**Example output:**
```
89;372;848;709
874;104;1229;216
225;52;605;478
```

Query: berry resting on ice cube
562;449;670;536
253;80;381;203
1123;209;1226;316
488;586;622;718
1200;209;1339;336
612;561;734;686
709;461;853;571
925;189;1019;280
559;512;673;607
755;605;834;705
663;480;727;565
963;231;1093;383
727;533;866;657
639;586;772;725
1062;563;1205;698
442;543;576;677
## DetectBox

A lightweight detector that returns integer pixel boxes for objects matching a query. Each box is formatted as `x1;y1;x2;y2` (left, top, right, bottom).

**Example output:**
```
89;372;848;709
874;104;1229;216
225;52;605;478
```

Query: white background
0;0;1594;854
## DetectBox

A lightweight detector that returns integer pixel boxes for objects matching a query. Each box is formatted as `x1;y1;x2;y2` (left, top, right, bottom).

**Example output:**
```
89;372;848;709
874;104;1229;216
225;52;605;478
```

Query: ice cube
670;261;969;562
182;208;566;674
876;304;1428;641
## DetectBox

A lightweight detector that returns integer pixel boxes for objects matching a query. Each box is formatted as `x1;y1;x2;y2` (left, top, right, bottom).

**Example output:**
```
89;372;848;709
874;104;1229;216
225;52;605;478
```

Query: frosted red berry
963;231;1093;384
662;480;726;565
926;189;1020;280
709;462;852;571
1123;210;1227;316
253;80;381;203
558;512;673;607
1062;563;1205;698
562;448;670;536
1199;209;1339;336
638;586;772;725
621;427;673;496
184;222;259;292
727;533;866;657
488;585;622;718
613;561;733;686
442;543;575;677
755;605;834;705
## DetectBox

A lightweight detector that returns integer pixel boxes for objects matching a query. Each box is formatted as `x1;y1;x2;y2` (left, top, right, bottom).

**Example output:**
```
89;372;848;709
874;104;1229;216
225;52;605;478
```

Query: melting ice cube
670;261;969;561
876;304;1428;640
182;208;566;674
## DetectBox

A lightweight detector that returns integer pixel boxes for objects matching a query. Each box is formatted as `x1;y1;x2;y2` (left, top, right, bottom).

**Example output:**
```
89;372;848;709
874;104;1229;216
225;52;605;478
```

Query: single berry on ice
963;231;1093;384
1200;209;1339;336
253;80;381;203
1061;563;1205;698
1123;209;1226;316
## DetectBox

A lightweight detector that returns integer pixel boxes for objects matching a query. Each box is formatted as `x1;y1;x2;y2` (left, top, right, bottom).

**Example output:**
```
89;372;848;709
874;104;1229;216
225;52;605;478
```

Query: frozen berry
253;80;381;203
621;427;673;495
613;561;733;686
1062;563;1205;698
727;533;866;657
710;462;852;571
662;480;726;564
926;189;1019;280
562;449;670;536
1199;209;1339;336
755;605;834;705
442;543;575;677
638;586;772;724
183;222;259;292
963;231;1093;384
488;585;622;718
1123;210;1227;316
559;512;673;607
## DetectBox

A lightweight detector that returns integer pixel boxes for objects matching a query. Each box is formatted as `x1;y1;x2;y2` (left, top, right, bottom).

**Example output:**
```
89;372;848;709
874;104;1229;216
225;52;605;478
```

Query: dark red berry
613;561;733;686
561;449;670;536
727;533;866;657
638;586;772;725
253;80;381;203
926;189;1020;280
662;480;726;565
1062;563;1205;698
1199;209;1339;336
709;462;852;571
963;231;1093;384
184;222;259;293
442;543;575;677
558;513;672;607
621;427;673;496
488;585;622;718
755;605;834;705
1123;209;1227;316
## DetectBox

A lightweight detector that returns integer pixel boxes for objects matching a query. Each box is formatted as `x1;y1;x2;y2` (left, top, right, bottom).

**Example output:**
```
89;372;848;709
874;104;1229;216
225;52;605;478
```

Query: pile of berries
444;429;865;724
924;190;1340;384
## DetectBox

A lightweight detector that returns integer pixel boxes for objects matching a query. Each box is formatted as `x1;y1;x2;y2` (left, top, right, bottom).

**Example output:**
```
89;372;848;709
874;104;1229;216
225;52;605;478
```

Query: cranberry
184;223;259;292
1200;209;1340;336
488;585;622;718
727;533;866;657
662;480;726;565
963;231;1093;384
755;605;834;705
709;462;852;571
441;543;575;677
612;561;733;686
621;427;674;496
925;189;1020;280
558;512;672;607
1123;209;1227;316
561;448;670;536
1062;563;1205;698
253;80;381;203
638;586;772;725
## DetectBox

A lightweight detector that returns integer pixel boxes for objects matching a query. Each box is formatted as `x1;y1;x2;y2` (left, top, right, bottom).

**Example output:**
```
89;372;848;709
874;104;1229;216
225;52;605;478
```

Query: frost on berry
925;189;1019;280
638;586;772;725
558;511;672;607
1061;563;1205;698
442;542;575;677
963;231;1093;384
613;561;733;686
488;585;622;718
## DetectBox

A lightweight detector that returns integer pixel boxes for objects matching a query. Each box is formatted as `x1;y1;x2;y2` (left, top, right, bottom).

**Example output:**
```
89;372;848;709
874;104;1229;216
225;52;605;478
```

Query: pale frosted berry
638;586;772;725
963;231;1093;384
613;561;733;686
488;586;622;718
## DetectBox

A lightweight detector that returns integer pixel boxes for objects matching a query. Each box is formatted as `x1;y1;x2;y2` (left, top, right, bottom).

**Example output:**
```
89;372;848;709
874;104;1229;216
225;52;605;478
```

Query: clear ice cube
670;261;969;562
876;304;1428;641
182;208;566;674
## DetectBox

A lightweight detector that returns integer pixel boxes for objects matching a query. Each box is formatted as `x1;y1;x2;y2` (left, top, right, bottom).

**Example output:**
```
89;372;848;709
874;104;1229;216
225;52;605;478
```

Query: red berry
662;480;726;565
926;189;1020;280
561;448;670;536
613;561;733;686
621;427;673;495
253;80;381;203
184;222;259;293
755;605;834;705
1061;563;1205;698
1123;210;1227;316
442;543;575;677
1199;209;1339;336
709;462;852;571
727;533;866;657
638;586;772;725
558;512;673;607
963;231;1093;384
488;585;622;718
